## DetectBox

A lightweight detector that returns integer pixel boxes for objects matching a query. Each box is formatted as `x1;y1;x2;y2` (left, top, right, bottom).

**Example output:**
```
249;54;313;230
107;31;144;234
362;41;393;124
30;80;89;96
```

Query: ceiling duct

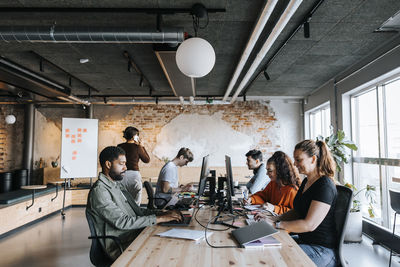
0;26;184;43
154;46;195;97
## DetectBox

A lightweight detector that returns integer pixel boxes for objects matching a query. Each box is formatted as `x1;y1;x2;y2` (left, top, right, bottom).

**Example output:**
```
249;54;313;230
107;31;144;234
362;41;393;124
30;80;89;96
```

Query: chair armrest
153;197;170;208
88;235;123;253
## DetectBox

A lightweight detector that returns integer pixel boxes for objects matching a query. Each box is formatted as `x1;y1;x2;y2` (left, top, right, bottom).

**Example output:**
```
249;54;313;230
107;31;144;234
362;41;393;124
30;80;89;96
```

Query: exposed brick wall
97;101;279;168
2;100;301;175
0;105;25;172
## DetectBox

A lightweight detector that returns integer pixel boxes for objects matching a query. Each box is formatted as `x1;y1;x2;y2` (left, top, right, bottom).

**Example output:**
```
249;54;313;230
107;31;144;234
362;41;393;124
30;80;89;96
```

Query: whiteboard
60;118;98;178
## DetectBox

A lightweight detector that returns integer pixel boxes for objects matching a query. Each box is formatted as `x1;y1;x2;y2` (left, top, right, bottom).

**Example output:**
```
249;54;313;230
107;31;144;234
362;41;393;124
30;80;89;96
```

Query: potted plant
342;183;376;242
317;128;358;173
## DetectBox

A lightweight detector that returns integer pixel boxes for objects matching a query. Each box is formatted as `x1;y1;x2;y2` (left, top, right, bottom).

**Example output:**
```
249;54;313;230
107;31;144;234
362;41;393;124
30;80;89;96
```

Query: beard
109;169;125;181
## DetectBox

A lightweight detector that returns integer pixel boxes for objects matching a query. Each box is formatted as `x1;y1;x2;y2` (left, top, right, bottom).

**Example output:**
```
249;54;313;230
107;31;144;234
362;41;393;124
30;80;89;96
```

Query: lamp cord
192;12;209;37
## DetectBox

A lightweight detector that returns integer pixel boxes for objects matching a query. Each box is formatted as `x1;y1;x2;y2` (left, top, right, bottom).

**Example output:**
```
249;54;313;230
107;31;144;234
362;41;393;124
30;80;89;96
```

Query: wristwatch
275;221;281;229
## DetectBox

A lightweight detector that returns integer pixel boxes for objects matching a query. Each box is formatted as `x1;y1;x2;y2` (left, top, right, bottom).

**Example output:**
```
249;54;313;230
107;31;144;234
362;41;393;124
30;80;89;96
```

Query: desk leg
61;179;67;219
26;190;35;210
51;185;59;202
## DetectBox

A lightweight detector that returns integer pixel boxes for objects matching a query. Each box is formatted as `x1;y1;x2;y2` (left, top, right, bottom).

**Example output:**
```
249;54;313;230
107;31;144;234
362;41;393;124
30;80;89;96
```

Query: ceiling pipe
230;0;303;103
57;95;90;106
0;26;184;43
222;0;278;102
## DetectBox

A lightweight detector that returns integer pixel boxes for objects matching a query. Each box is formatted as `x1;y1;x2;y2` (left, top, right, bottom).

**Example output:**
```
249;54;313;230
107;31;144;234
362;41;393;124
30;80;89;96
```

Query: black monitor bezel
197;155;210;196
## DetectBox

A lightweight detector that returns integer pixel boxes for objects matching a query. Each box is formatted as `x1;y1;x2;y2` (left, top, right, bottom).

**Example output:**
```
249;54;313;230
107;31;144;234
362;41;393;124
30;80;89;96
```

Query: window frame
350;75;400;230
305;101;331;140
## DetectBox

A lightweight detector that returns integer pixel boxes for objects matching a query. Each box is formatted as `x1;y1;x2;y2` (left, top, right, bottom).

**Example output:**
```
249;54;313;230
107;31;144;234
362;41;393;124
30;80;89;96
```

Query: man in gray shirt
245;149;270;194
86;146;182;260
155;147;194;208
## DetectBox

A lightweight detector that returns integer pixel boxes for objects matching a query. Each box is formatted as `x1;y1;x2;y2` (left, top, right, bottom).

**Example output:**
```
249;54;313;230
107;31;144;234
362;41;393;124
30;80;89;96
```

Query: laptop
231;221;278;248
159;207;196;227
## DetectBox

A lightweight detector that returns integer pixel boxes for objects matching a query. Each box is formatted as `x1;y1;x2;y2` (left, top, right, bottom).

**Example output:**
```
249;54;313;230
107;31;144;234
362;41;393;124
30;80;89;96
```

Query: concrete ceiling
0;0;399;103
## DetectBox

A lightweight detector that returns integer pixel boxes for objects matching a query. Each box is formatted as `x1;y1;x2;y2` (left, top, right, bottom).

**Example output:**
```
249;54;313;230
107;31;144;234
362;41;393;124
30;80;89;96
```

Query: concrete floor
0;207;399;267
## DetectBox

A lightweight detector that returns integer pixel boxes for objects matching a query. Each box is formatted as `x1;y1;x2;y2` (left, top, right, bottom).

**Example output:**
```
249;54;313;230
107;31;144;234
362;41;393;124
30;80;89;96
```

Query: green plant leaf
343;142;358;151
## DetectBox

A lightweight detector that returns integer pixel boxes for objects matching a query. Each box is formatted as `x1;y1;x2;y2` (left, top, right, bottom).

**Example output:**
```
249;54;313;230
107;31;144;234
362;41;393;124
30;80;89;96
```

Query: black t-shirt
293;176;337;248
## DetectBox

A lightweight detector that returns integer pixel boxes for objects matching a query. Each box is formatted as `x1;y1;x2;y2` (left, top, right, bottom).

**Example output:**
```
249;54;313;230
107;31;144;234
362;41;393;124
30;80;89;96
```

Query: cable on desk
194;204;231;231
204;214;239;248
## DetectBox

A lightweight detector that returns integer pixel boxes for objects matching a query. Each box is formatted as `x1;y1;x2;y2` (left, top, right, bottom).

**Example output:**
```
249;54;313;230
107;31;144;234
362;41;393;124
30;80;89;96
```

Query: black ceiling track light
263;69;270;81
30;51;100;94
240;0;326;97
303;16;312;38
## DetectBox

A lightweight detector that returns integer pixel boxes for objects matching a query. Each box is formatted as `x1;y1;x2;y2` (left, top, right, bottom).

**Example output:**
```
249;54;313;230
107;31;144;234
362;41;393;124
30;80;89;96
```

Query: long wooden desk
113;206;316;267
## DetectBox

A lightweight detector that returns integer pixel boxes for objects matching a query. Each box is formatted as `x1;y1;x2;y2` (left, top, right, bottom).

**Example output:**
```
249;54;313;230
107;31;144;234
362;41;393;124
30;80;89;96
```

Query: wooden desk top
21;185;47;190
112;207;316;267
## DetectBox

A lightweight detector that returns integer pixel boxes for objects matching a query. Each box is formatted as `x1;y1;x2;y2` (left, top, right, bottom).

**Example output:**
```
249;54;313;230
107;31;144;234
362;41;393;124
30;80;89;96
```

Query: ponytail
316;140;336;178
295;139;336;179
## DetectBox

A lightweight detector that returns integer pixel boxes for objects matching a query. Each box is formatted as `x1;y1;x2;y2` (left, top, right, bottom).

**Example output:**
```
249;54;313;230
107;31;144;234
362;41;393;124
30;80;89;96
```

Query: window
351;76;400;235
307;103;331;140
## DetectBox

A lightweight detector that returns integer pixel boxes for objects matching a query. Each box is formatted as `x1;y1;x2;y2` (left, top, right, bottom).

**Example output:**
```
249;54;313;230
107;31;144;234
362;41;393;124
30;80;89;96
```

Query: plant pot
344;211;363;242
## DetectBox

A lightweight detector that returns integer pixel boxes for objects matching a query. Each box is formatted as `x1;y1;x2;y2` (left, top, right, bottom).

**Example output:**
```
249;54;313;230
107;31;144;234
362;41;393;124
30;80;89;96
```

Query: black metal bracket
51;184;59;202
26;190;36;210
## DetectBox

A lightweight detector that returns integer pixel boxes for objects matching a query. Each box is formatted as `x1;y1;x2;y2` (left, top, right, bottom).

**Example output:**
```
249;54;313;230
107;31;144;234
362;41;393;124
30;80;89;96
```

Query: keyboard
160;215;192;226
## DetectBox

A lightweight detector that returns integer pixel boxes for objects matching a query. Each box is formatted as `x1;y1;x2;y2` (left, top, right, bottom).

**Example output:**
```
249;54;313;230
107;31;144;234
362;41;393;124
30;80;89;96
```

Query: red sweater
250;181;298;215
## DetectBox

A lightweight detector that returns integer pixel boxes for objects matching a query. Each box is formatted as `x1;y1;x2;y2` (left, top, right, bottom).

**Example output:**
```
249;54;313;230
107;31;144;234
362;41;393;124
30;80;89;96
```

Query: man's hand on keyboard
156;210;183;223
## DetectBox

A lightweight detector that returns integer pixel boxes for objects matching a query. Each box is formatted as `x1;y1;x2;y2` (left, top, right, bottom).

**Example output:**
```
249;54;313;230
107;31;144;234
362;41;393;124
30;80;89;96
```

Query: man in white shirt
154;147;194;207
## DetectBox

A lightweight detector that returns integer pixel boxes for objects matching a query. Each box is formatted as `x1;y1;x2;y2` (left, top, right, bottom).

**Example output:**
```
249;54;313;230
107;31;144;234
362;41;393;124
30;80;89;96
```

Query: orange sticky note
65;134;70;138
66;129;70;133
72;151;78;155
78;128;82;132
71;135;76;138
71;140;76;144
72;156;76;160
77;139;82;143
78;133;82;137
83;128;87;132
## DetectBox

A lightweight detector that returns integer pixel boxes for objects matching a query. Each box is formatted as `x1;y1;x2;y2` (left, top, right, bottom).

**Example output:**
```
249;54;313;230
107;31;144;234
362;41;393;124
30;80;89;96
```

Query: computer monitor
224;155;235;197
197;155;210;197
224;155;234;214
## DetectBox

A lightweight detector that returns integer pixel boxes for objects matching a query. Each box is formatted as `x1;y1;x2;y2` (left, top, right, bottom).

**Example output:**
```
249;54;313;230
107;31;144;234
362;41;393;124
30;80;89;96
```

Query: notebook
243;236;281;248
157;228;212;241
231;221;278;248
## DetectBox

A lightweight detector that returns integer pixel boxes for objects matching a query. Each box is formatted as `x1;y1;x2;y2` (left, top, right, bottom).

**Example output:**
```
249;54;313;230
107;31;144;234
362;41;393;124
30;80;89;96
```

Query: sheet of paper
244;205;261;211
157;228;212;241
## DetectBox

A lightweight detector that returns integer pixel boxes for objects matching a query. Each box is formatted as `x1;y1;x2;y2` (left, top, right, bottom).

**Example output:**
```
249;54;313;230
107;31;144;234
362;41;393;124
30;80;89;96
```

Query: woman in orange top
246;151;301;215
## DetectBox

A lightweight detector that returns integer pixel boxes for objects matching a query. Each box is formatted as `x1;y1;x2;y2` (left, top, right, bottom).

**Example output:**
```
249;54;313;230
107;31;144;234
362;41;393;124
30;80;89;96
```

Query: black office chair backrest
334;185;353;267
85;209;114;267
143;181;155;210
389;190;400;213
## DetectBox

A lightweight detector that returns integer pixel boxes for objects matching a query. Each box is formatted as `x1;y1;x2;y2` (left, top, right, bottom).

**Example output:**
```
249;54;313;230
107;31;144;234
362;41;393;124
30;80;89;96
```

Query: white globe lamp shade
176;37;216;78
5;114;16;124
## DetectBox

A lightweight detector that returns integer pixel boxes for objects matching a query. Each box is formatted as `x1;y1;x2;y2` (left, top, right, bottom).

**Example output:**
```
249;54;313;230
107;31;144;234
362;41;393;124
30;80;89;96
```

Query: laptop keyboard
162;215;192;225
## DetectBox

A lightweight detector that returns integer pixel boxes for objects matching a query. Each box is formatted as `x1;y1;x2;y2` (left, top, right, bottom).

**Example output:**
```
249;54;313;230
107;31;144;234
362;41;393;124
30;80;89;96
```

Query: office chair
143;181;168;209
389;189;400;267
85;209;123;267
335;185;353;267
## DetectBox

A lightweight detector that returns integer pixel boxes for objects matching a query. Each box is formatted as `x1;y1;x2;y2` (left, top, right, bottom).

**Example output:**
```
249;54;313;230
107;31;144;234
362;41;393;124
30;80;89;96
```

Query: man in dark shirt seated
86;146;181;260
